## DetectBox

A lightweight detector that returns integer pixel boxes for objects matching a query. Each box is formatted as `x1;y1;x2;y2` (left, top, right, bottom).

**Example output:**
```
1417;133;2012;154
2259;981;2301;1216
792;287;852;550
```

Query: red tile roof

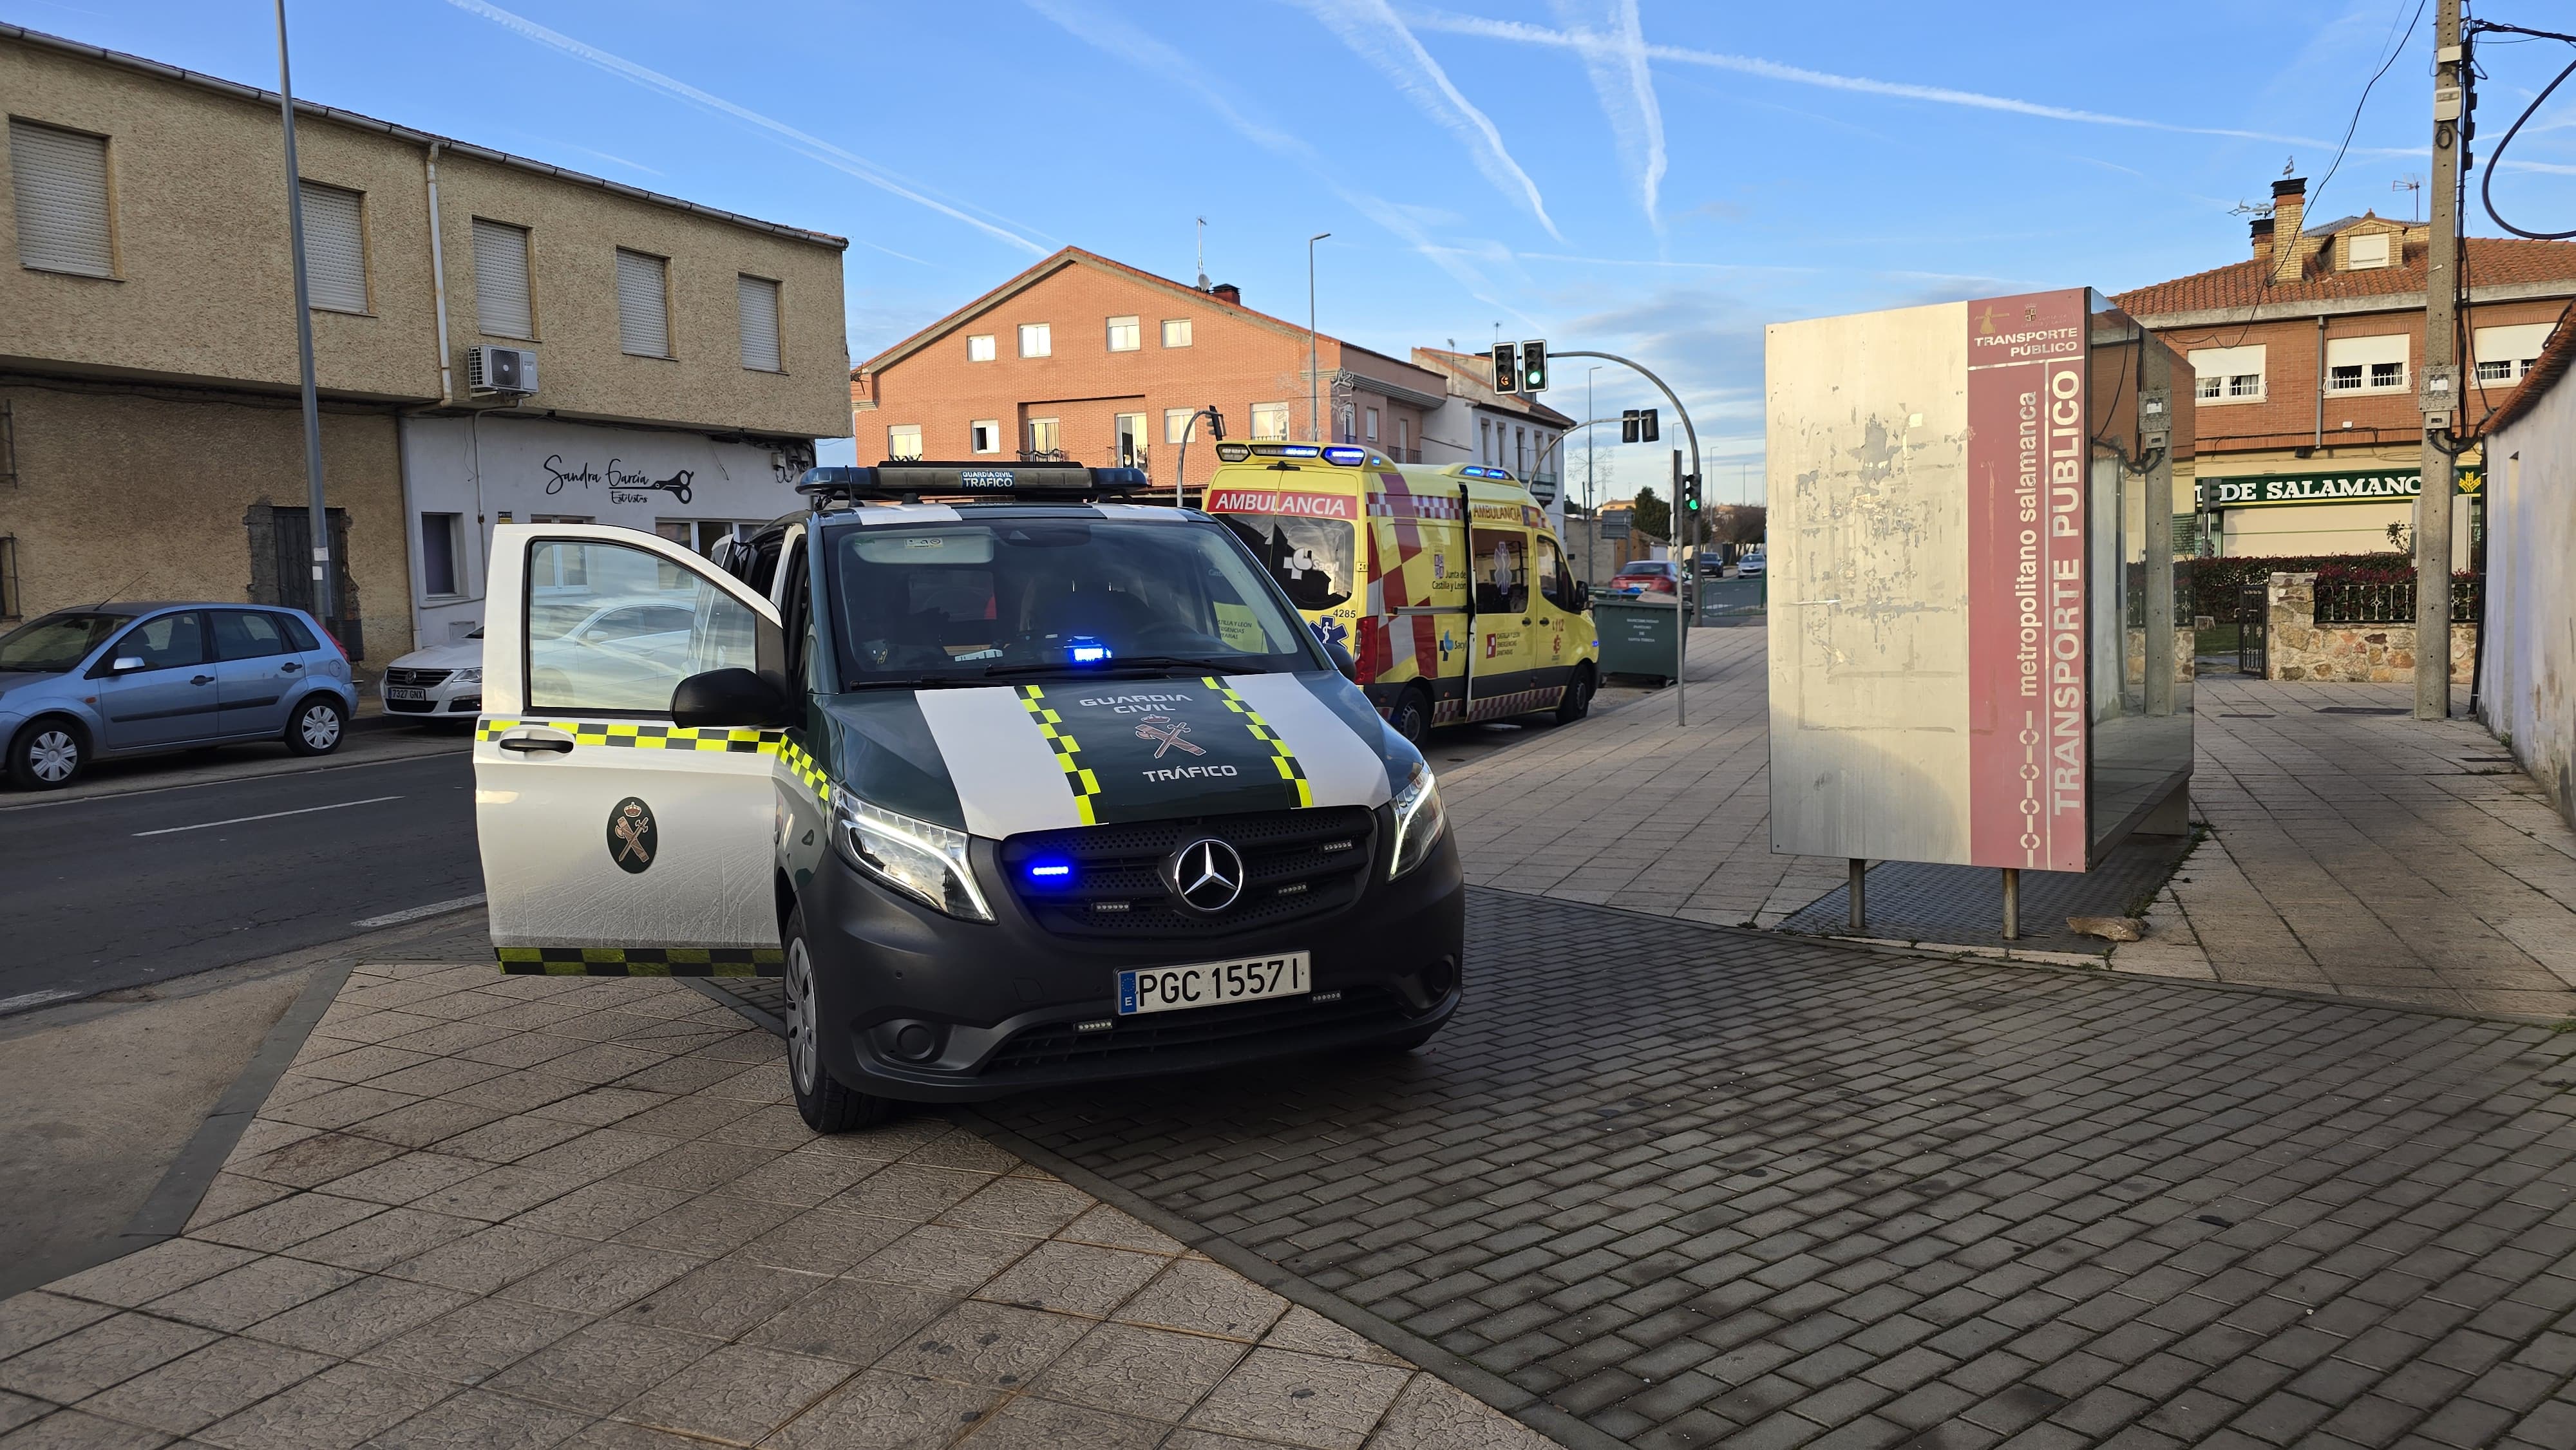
2113;236;2576;317
2481;302;2576;433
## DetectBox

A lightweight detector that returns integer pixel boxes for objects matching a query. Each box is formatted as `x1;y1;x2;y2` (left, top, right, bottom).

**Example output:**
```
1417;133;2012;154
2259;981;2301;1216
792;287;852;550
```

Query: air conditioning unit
466;344;537;397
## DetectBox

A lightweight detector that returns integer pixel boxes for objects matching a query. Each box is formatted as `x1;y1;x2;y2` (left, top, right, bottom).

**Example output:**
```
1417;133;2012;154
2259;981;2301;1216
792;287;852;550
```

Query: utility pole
1586;366;1600;588
2416;0;2464;720
276;0;332;622
1307;233;1330;442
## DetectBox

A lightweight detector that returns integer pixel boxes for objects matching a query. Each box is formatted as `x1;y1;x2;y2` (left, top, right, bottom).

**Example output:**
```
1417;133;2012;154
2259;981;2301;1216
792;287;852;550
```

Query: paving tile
354;1297;592;1387
383;1224;589;1295
1185;1346;1416;1450
350;1386;590;1450
283;1209;484;1274
1265;1307;1412;1367
973;1241;1170;1317
612;1344;850;1444
0;1294;117;1359
194;1362;453;1450
482;1322;717;1416
612;1259;818;1339
187;1193;384;1253
1366;1373;1563;1449
1031;1321;1251;1422
935;1176;1094;1238
759;1368;1001;1449
243;1275;472;1355
75;1335;334;1436
495;1244;701;1316
0;1314;218;1403
1114;1256;1291;1342
738;1280;958;1366
0;1408;176;1448
948;1395;1167;1450
844;1225;1036;1293
876;1300;1092;1389
143;1256;360;1334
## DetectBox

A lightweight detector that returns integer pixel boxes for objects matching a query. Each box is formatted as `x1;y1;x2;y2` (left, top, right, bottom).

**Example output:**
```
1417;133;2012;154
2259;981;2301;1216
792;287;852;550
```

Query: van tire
1390;685;1432;746
1553;665;1596;725
783;904;893;1134
8;717;85;790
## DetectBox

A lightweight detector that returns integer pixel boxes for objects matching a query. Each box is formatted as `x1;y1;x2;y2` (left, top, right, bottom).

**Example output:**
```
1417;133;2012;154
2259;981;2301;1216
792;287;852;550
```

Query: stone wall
2266;572;2473;684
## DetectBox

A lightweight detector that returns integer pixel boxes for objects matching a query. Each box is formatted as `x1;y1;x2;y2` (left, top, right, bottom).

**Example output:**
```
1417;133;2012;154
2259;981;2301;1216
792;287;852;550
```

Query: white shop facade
397;413;815;646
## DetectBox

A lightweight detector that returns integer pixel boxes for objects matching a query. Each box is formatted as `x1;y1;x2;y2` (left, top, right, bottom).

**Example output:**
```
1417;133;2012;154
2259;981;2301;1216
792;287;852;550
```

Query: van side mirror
672;668;792;728
1572;583;1591;612
1323;640;1359;681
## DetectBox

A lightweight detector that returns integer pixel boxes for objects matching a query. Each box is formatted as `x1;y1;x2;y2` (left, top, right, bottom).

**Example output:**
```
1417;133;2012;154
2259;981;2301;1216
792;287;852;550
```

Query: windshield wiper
842;675;987;691
983;655;1262;679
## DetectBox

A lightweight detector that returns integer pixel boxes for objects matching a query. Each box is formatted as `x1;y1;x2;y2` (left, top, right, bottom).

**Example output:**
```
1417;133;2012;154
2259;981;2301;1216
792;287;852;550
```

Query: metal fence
2311;576;2483;626
2236;583;2267;676
1697;577;1766;623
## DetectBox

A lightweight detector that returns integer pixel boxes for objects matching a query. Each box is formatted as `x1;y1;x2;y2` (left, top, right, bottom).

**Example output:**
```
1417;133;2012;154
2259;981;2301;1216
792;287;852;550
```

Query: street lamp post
274;0;332;623
1307;232;1330;442
1586;366;1601;587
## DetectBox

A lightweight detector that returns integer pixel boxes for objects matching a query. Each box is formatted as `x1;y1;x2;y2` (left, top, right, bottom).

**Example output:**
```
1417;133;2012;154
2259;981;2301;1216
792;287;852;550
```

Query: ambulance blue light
1028;862;1073;879
1321;446;1367;466
1462;465;1512;480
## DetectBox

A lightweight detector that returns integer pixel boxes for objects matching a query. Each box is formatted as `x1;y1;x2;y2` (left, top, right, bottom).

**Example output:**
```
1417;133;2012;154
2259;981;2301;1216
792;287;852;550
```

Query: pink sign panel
1964;290;2088;872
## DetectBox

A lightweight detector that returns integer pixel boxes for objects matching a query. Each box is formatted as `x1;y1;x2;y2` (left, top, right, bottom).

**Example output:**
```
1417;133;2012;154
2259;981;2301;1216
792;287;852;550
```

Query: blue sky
15;0;2575;502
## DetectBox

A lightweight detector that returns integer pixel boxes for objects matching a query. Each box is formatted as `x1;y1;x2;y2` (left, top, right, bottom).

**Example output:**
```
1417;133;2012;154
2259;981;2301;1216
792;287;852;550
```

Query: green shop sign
2195;467;2484;510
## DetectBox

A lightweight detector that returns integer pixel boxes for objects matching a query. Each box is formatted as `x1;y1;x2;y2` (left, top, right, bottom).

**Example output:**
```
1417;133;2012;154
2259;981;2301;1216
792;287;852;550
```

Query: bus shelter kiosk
1764;289;2194;937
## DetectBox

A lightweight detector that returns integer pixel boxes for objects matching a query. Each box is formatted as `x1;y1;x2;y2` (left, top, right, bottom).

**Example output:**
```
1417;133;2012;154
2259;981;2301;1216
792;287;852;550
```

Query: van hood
818;670;1414;837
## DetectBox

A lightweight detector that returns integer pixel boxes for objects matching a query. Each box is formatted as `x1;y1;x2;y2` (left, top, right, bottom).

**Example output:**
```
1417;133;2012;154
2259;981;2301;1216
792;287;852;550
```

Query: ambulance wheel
783;906;893;1134
1390;685;1432;745
1553;666;1596;725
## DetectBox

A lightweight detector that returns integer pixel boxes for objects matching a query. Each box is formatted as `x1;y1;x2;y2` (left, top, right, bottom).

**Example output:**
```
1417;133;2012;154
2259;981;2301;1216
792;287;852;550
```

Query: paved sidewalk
2112;678;2576;1018
0;961;1556;1450
1437;628;2576;1018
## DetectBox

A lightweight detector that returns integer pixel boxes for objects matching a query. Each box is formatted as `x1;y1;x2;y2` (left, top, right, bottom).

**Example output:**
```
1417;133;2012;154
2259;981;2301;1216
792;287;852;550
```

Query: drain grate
2315;706;2412;715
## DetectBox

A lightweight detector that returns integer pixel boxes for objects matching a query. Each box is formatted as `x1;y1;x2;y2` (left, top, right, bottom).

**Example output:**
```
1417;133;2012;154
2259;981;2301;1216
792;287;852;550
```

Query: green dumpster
1591;596;1683;686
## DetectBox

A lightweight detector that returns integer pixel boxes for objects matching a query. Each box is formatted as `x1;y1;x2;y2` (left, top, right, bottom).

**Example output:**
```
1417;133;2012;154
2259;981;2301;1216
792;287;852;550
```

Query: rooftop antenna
2393;174;2423;223
1195;218;1208;290
2282;155;2297;178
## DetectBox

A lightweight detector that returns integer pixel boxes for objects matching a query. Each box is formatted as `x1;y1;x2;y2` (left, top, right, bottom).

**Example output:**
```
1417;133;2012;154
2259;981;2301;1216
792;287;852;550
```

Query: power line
2308;0;2430;223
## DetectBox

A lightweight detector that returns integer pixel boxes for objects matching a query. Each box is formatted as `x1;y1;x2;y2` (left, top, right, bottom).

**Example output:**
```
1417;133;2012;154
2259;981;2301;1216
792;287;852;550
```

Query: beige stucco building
1;23;851;659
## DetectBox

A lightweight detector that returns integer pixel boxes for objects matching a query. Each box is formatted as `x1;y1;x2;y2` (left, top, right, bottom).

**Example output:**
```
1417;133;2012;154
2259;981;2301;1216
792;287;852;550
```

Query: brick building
2112;173;2576;558
849;247;1454;493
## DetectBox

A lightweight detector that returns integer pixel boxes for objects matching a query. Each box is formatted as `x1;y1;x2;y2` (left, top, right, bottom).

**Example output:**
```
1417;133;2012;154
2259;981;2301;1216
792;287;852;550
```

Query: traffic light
1684;475;1702;513
1620;408;1660;443
1520;339;1548;392
1492;342;1520;394
1204;406;1225;441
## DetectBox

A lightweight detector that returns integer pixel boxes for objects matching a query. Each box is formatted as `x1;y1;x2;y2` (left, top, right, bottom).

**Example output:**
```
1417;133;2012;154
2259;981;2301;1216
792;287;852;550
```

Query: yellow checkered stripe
1016;685;1103;825
778;737;829;802
477;719;780;753
1202;677;1314;807
496;946;784;976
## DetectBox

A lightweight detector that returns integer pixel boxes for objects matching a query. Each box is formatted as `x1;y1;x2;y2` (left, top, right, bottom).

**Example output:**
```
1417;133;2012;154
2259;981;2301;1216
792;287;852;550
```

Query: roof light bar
1461;465;1515;481
797;462;1151;504
1321;446;1368;466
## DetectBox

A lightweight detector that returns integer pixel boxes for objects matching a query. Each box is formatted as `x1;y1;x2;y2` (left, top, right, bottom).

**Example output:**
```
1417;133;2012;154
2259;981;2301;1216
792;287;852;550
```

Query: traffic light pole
1546;351;1700;726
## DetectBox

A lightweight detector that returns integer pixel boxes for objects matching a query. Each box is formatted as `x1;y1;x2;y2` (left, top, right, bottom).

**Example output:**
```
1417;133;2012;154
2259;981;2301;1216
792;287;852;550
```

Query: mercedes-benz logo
1162;838;1245;914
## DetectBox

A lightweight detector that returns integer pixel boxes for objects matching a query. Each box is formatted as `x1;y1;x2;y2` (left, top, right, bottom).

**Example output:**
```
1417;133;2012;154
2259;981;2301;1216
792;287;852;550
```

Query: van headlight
831;785;992;921
1387;764;1447;880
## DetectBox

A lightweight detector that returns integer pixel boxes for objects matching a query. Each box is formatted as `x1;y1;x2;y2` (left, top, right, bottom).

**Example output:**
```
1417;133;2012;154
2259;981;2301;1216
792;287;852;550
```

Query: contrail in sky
442;0;1048;255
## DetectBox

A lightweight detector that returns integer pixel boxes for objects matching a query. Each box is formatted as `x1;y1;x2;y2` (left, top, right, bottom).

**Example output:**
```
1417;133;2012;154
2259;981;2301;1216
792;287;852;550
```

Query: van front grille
998;807;1377;939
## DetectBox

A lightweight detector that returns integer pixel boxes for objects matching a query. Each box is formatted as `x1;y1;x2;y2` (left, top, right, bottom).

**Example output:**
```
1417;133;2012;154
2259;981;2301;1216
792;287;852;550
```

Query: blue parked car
0;603;356;789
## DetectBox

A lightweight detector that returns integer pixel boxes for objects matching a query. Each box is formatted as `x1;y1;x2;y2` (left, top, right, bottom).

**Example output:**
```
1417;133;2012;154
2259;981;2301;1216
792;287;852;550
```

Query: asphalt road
0;750;482;1010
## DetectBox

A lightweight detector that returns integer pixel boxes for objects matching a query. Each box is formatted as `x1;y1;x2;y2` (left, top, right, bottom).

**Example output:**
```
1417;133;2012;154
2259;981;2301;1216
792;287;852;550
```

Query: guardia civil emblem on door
607;797;657;874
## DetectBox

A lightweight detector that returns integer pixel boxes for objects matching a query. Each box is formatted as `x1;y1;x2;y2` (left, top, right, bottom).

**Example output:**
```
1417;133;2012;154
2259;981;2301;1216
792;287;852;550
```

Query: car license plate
1117;952;1309;1016
386;686;428;701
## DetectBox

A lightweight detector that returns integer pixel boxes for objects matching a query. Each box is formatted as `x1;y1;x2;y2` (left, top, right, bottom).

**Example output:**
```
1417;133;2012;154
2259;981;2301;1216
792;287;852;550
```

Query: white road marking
354;894;487;928
0;988;77;1014
133;795;404;837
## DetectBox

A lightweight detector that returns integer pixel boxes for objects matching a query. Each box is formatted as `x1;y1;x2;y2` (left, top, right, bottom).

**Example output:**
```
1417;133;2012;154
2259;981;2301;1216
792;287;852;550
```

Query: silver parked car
0;603;357;789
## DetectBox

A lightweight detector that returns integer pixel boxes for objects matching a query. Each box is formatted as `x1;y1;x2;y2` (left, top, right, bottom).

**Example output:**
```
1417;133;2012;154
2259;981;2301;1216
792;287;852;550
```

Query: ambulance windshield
825;518;1318;686
1217;514;1356;613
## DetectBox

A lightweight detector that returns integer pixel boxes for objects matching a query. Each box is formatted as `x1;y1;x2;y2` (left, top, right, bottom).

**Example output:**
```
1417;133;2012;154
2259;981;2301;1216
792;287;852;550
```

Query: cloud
1023;0;1544;331
1283;0;1563;240
1546;1;1667;226
1406;7;2376;155
441;0;1047;254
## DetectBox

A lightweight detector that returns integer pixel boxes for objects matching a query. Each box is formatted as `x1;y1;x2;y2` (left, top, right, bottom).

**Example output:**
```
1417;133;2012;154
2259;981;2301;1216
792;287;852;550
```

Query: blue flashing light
1028;863;1073;879
1256;444;1321;458
1321;446;1367;466
1069;643;1113;664
1462;464;1513;481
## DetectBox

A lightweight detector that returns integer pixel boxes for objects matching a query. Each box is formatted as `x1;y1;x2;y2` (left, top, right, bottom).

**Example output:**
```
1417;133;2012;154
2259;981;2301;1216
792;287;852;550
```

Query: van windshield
824;516;1320;686
1216;514;1356;612
0;612;124;673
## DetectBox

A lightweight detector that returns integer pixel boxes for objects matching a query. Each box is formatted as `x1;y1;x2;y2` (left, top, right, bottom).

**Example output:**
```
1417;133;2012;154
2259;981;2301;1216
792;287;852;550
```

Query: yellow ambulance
1202;443;1600;742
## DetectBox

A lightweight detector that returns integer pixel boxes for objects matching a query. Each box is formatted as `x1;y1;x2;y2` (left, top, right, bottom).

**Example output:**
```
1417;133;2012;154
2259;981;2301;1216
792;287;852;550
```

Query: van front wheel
783;905;894;1135
1554;666;1596;725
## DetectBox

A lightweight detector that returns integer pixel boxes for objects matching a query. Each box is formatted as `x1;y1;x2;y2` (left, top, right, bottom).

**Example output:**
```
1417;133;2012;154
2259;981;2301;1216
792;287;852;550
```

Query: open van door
475;523;788;975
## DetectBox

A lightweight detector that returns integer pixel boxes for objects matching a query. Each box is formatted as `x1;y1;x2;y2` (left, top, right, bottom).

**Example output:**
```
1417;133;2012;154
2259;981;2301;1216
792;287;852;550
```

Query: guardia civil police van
472;461;1461;1132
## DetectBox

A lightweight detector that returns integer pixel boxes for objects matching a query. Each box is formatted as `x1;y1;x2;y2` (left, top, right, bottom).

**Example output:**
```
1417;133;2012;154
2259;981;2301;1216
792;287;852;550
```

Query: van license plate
1117;952;1310;1016
386;686;428;701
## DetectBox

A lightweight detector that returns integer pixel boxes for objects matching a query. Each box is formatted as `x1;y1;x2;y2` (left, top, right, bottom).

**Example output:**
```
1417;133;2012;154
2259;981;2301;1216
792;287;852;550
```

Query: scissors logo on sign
1133;713;1205;759
607;797;657;874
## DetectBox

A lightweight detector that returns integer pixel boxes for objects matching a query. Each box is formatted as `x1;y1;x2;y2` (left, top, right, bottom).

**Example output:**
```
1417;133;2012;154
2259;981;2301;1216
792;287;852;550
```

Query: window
971;420;1001;454
114;612;206;671
1397;418;1410;455
967;333;996;362
1365;407;1380;443
211;610;291;661
1251;403;1289;440
1469;525;1528;614
2325;334;2408;393
887;424;924;460
1164;408;1197;444
9;119;113;278
1162;318;1192;348
2345;232;2392;270
654;520;748;557
1537;534;1574;610
616;248;670;357
1018;323;1050;358
1106;315;1141;352
2187;344;2265;404
0;534;17;621
1114;412;1146;466
420;513;464;598
471;218;533;338
297;182;368;313
2473;323;2554;384
737;275;782;372
525;540;755;713
1027;417;1060;455
1480;417;1492;463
